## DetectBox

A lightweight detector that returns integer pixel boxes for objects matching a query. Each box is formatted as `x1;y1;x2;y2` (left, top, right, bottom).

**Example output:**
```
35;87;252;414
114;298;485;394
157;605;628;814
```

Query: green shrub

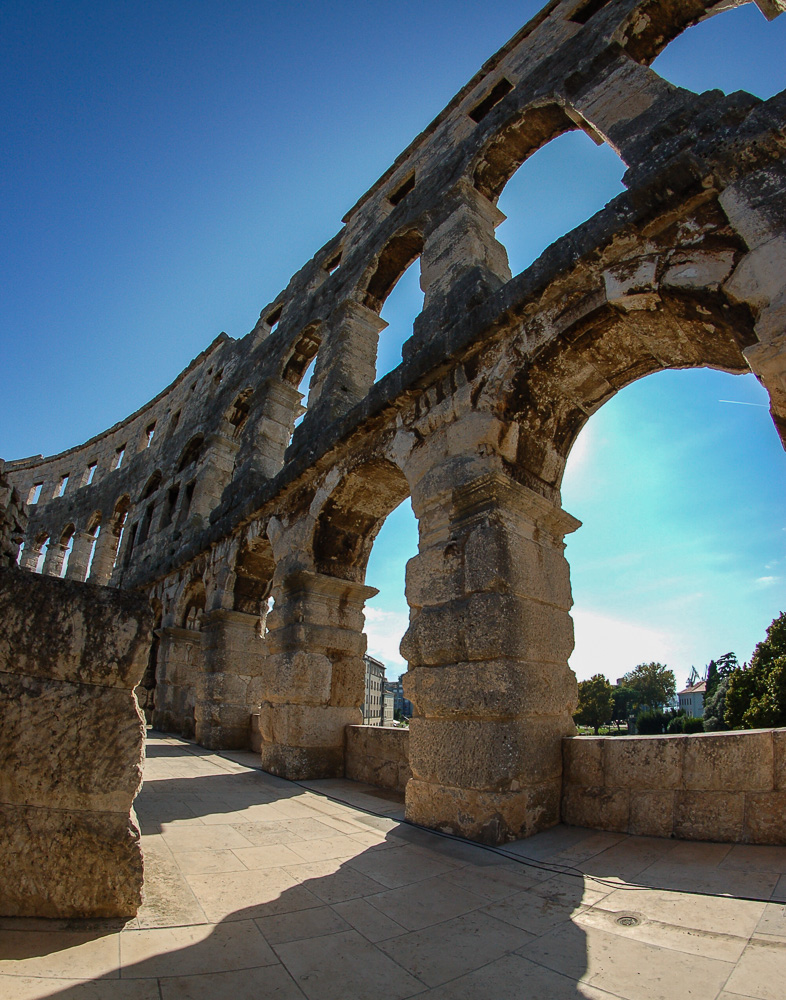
636;710;667;734
682;716;705;734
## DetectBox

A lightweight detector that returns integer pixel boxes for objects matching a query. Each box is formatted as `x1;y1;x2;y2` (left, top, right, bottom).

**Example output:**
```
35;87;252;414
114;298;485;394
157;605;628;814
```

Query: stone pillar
195;609;267;750
19;540;43;573
187;433;240;523
401;471;580;844
89;525;121;585
306;301;387;423
246;378;304;477
257;570;376;779
151;626;202;738
64;530;96;582
41;539;68;578
407;182;510;358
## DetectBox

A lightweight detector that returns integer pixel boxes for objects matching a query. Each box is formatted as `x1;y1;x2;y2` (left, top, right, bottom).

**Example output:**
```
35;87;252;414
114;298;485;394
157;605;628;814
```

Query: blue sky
2;2;784;685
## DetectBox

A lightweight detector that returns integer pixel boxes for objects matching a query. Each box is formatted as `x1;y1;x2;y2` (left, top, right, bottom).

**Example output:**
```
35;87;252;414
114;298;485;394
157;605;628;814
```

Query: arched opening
233;534;275;631
361;229;423;314
311;457;413;734
57;524;76;578
376;258;424;382
181;580;206;631
32;533;49;574
141;471;162;500
562;367;785;700
225;388;253;436
176;435;204;474
495;128;626;278
136;598;163;724
648;2;786;99
282;323;322;429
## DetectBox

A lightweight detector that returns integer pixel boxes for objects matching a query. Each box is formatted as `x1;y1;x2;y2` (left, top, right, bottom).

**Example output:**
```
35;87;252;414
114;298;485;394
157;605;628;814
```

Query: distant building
383;687;395;726
678;681;706;718
386;678;413;719
363;654;385;726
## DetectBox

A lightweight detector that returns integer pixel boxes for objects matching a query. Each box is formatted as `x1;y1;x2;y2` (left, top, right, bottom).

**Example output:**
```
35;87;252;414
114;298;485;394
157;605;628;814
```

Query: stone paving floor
2;732;786;999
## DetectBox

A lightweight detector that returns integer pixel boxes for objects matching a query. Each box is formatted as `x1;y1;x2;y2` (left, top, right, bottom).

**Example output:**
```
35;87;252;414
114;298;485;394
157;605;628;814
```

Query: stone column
401;471;580;844
407;182;510;358
246;378;304;477
305;301;387;423
64;530;96;582
89;525;121;585
19;539;43;572
186;432;240;524
151;626;202;739
195;609;267;750
41;539;68;578
257;570;376;779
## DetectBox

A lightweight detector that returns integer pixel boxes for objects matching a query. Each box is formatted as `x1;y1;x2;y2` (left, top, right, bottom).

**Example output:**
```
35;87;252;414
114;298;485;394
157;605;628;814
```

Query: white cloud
364;607;409;675
755;576;779;588
569;609;675;684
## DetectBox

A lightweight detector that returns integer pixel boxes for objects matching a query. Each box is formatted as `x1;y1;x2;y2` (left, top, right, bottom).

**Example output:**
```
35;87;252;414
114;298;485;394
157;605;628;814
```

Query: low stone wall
562;730;786;844
345;725;411;793
0;566;153;917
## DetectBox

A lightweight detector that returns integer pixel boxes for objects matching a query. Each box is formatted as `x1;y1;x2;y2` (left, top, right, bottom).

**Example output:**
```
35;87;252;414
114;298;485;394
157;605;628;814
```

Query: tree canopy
574;674;614;735
622;662;676;711
725;612;786;729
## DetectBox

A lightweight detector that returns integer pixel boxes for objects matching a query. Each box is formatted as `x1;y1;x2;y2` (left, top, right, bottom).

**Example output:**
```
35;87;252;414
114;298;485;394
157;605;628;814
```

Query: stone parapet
345;725;411;793
0;566;152;917
561;730;786;845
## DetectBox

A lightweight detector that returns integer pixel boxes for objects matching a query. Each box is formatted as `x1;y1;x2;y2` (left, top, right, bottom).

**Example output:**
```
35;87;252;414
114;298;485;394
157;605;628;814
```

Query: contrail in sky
718;399;768;407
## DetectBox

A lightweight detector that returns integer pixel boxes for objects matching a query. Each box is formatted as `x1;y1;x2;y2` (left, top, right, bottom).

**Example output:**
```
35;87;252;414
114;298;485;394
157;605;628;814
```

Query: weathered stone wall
0;459;27;568
562;730;786;845
0;567;153;917
345;725;411;793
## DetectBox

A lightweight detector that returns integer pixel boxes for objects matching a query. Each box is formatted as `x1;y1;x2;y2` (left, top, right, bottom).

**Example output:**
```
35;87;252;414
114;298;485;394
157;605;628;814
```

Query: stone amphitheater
2;0;786;921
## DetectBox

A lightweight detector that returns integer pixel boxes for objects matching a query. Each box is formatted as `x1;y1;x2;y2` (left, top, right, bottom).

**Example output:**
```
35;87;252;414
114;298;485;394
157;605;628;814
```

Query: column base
195;703;251;751
404;777;561;845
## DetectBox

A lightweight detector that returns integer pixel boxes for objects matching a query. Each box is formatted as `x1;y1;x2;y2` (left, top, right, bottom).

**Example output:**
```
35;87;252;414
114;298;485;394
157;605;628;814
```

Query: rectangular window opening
169;410;181;434
388;173;415;207
53;474;69;499
28;483;43;505
265;305;283;332
144;422;156;448
569;0;613;25
161;484;180;528
113;445;126;470
85;463;97;486
469;78;514;123
324;252;342;275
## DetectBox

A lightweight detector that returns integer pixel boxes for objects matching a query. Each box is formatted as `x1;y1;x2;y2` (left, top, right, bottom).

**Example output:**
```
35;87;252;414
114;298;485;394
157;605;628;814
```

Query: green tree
706;652;739;700
611;685;638;731
725;612;786;728
703;675;730;731
574;674;614;735
622;662;676;712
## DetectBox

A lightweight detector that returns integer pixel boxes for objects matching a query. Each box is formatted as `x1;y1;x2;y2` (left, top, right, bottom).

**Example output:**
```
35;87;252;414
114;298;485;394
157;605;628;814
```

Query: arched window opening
58;524;76;578
648;3;786;100
283;325;322;428
226;388;253;435
233;535;275;634
177;435;204;473
362;229;423;314
561;368;786;697
496;129;625;278
33;534;49;574
141;471;162;500
84;515;101;579
376;257;424;383
109;496;131;575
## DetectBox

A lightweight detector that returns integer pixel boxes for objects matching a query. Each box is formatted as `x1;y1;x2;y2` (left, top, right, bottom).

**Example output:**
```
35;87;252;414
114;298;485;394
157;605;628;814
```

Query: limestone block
0;673;145;813
405;776;560;844
265;622;366;658
744;791;786;845
662;250;735;291
603;736;683;791
628;790;676;839
257;702;358;748
409;716;566;791
773;729;786;790
345;727;410;792
724;236;786;313
682;730;773;792
562;737;604;788
259;741;345;781
407;661;577;719
401;593;575;667
674;791;745;842
264;650;333;705
561;785;630;834
0;568;150;689
0;804;143;918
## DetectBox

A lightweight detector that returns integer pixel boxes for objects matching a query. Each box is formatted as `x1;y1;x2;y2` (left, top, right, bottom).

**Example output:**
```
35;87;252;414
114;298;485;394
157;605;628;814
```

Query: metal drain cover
616;915;640;927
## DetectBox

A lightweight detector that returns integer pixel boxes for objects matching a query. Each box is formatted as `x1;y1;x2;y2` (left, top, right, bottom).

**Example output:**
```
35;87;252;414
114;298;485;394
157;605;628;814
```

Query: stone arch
232;533;275;618
176;435;204;474
312;456;411;583
471;102;576;203
178;576;207;630
140;471;162;500
224;387;254;435
360;227;424;314
281;323;322;387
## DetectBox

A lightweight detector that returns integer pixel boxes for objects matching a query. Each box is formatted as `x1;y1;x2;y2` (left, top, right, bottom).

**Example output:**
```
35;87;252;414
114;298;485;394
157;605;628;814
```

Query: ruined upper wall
7;0;785;594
